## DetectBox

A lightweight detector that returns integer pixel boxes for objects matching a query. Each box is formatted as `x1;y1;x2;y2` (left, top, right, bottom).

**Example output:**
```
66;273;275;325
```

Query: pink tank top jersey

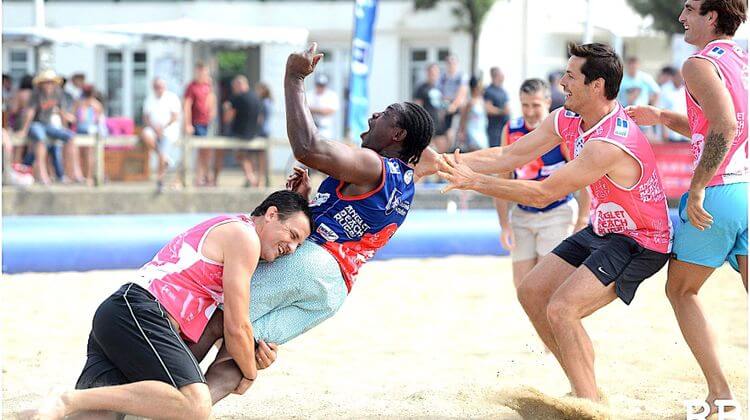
555;105;673;253
138;215;254;342
685;39;749;186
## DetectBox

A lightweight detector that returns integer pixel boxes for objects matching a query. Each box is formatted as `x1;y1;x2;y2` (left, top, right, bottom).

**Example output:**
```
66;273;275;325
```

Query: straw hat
33;69;63;86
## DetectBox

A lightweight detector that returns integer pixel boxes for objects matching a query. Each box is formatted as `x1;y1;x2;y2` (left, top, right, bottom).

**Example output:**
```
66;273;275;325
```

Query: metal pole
583;0;594;44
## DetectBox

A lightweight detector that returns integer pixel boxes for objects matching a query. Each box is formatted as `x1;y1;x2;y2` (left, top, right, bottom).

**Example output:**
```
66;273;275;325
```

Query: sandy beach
2;257;746;419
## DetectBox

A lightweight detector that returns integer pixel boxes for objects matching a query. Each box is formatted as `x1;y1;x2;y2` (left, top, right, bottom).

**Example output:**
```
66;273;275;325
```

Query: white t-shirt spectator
143;91;181;142
617;71;660;107
309;88;340;139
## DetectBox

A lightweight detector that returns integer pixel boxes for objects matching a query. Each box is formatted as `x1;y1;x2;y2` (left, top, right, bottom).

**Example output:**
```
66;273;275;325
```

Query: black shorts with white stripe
76;283;206;390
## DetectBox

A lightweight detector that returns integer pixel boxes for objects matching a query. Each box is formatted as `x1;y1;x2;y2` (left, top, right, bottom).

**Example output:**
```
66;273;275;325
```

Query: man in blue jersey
186;43;435;405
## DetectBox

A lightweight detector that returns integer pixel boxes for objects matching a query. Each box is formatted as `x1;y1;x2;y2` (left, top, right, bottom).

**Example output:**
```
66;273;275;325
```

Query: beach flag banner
347;0;378;144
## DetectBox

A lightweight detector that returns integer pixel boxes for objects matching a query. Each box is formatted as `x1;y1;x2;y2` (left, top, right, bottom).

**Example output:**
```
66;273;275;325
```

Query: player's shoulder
384;157;415;186
509;117;525;130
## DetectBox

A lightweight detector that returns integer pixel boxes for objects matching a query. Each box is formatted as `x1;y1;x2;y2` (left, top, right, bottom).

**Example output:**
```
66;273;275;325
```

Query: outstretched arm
625;105;692;138
438;140;623;208
285;43;382;187
416;112;562;177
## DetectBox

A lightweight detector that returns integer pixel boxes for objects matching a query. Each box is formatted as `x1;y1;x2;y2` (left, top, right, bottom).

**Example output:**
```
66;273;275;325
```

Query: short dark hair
660;66;678;76
251;190;314;233
520;78;550;97
700;0;747;36
2;74;11;82
19;75;34;90
567;42;623;101
469;76;480;90
393;102;435;165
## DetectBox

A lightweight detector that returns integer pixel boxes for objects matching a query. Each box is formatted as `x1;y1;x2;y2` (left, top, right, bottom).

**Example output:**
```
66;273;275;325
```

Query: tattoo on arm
698;130;730;174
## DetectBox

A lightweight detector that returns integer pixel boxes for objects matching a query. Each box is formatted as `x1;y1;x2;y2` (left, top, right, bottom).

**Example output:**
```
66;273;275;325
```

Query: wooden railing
6;133;280;187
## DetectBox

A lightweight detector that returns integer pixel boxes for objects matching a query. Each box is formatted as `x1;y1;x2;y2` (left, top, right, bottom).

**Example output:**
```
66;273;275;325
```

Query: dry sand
2;257;746;419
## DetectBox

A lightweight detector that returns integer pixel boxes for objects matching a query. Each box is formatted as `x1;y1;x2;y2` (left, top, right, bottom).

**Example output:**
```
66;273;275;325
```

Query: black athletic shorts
75;283;206;390
551;226;670;304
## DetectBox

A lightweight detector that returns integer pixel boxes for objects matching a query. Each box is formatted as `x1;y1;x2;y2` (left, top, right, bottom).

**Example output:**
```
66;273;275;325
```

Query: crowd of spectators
411;54;691;158
2;62;276;190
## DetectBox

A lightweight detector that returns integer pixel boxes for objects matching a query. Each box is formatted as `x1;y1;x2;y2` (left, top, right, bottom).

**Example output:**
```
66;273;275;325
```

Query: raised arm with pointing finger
284;43;383;193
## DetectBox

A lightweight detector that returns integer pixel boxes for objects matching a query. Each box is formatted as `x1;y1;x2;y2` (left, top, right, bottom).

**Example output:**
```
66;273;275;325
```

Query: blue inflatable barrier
2;210;681;274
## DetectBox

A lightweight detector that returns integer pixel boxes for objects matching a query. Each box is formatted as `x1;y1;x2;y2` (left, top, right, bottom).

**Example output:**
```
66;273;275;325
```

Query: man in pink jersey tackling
627;0;747;413
421;43;673;402
25;191;313;420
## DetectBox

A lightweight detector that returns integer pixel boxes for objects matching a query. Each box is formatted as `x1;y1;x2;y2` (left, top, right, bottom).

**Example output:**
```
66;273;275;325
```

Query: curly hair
393;102;434;165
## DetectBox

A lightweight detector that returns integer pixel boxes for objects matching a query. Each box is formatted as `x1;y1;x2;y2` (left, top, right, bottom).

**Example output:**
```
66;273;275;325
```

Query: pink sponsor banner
653;143;693;200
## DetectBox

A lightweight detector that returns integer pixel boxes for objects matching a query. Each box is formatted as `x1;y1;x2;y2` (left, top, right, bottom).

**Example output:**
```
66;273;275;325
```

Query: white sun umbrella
2;26;137;47
85;18;308;46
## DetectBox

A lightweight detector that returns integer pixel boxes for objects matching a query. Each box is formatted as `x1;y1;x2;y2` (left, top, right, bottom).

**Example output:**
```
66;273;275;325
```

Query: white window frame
100;48;148;120
3;46;36;86
401;42;451;101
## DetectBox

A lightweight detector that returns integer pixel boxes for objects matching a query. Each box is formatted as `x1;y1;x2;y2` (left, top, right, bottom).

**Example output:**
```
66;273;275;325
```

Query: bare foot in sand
18;392;68;420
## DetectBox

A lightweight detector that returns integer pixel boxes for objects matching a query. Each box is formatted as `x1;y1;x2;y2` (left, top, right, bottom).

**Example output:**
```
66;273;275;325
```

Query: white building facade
4;0;711;138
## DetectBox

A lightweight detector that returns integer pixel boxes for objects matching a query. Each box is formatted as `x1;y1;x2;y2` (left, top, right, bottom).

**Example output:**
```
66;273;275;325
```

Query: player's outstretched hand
286;42;324;80
413;147;442;181
624;105;661;126
438;149;476;193
255;340;279;370
686;188;714;231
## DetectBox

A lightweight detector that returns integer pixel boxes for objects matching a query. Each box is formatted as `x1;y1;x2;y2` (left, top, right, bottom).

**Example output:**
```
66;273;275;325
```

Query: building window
132;51;148;125
407;46;450;99
8;49;32;86
105;51;124;117
104;50;147;121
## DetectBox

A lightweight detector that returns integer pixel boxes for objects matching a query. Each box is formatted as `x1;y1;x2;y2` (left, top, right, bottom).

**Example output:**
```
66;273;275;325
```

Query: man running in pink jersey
422;43;672;402
627;0;747;412
26;191;312;420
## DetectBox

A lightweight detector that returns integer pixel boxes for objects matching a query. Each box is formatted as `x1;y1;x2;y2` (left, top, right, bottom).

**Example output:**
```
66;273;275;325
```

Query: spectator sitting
8;75;33;165
308;74;340;140
75;84;106;184
222;75;262;188
16;69;83;185
184;61;217;186
456;76;489;152
413;63;449;152
66;73;86;102
3;74;14;126
141;77;182;192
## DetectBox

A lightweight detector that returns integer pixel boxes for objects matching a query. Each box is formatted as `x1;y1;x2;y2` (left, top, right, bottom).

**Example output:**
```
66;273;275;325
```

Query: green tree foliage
414;0;499;74
626;0;685;35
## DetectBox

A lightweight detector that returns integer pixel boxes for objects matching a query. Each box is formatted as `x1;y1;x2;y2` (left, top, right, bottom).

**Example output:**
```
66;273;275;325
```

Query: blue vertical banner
347;0;378;144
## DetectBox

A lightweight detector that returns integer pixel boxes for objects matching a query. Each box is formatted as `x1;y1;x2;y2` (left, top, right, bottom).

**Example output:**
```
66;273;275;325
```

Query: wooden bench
6;133;140;186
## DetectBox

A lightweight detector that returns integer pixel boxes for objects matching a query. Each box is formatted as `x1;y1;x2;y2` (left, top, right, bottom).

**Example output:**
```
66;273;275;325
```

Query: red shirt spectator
184;80;213;126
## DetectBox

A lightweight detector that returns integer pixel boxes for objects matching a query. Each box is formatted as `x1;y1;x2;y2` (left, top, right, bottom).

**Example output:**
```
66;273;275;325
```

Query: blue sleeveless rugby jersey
308;157;415;292
505;117;573;212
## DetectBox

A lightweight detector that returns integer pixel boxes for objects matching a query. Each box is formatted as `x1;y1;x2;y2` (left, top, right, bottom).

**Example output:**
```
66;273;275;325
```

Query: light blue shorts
672;183;747;271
